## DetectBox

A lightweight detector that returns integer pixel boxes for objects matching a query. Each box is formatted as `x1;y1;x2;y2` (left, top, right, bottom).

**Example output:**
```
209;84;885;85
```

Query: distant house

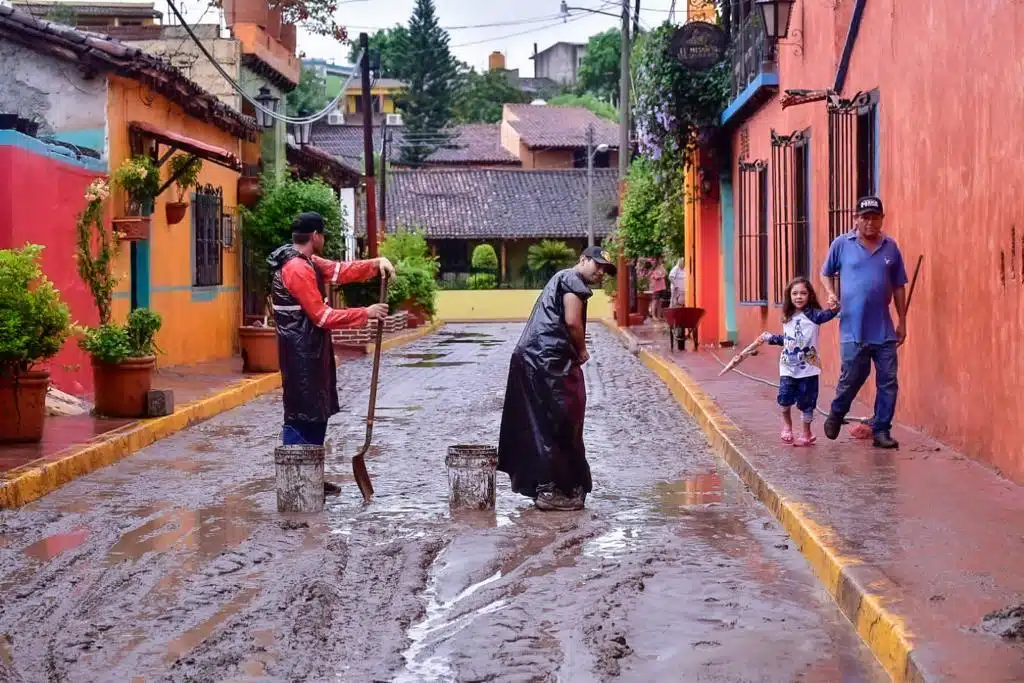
354;168;619;287
487;50;560;100
11;0;161;28
530;41;587;87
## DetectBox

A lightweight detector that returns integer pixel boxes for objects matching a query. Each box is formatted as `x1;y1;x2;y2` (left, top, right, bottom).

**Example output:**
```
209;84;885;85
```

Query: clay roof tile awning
129;121;241;171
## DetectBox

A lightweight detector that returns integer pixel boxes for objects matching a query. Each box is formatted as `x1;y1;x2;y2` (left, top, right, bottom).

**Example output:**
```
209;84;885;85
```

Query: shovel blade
353;453;374;503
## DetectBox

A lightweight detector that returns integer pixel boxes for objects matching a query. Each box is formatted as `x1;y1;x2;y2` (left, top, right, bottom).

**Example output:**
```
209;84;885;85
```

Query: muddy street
0;324;884;682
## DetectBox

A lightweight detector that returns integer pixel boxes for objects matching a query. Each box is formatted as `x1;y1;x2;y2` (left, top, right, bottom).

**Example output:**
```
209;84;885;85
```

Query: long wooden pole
360;32;378;258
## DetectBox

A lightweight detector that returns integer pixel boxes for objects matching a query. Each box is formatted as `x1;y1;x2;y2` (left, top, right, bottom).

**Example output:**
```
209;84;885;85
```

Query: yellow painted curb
602;319;922;683
0;322;447;509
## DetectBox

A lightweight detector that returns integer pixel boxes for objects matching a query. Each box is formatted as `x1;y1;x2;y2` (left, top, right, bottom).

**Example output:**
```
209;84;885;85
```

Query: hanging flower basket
165;201;188;225
113;215;151;241
238;176;261;208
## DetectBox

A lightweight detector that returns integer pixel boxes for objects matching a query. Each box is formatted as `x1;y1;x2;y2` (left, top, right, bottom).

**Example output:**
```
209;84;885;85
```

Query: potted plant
112;155;159;241
165;154;202;226
0;244;71;442
380;228;439;326
76;178;162;417
239;175;343;370
79;309;162;418
238;163;262;208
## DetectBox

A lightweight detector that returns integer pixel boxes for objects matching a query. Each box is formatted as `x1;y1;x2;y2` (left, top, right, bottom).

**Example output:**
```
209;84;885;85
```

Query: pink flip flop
794;435;817;447
781;429;794;444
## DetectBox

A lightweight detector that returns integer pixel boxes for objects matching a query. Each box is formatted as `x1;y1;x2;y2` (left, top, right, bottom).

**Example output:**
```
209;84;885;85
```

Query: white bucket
445;444;498;511
274;444;325;513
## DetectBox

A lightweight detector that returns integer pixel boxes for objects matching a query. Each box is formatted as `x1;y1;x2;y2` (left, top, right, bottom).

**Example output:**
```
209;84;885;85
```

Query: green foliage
470;243;498;273
0;244;71;376
287;67;328;116
240;175;343;275
344;229;439;316
577;28;621;102
168;154;202;203
548;93;618;122
112;155;160;213
380;227;438;275
619;158;683;259
467;273;497;290
632;21;730;191
391;261;438;315
527;240;577;283
452;68;528;124
76;179;119;325
79;308;162;364
347;26;411;79
399;0;458;165
600;231;621;297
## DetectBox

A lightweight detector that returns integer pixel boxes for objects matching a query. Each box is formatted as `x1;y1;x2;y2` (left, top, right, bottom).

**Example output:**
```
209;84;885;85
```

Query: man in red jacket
268;212;395;450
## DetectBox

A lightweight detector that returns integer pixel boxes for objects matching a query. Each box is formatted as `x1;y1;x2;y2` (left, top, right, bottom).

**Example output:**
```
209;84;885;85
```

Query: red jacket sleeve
281;259;368;330
310;255;379;286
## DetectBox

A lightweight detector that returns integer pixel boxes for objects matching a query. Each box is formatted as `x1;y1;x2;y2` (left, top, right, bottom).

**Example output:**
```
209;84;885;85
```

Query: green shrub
527;240;577;283
79;307;162;364
467;273;497;290
0;244;71;376
240;175;344;275
168;154;203;203
380;227;438;275
392;261;438;316
470;244;499;273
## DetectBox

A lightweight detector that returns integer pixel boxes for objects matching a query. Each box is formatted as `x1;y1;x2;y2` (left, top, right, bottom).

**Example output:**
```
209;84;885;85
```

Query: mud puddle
23;527;90;562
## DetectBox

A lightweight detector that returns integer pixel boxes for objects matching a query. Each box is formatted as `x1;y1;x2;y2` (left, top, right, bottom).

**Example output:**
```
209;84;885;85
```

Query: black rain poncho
498;269;593;498
268;245;339;424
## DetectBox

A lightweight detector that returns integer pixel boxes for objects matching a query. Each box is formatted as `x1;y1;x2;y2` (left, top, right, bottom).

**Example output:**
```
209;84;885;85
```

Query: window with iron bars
828;91;879;244
738;159;769;304
193;185;224;288
770;129;811;305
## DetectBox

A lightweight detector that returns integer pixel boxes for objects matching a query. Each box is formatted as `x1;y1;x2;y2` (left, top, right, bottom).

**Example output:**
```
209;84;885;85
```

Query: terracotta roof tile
354;168;619;240
311;122;520;168
503;103;619;150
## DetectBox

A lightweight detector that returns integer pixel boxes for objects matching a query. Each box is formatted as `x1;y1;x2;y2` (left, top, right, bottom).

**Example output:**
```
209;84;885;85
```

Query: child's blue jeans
778;376;819;424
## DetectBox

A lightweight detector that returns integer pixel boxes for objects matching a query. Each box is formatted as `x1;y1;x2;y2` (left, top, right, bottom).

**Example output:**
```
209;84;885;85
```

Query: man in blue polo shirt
819;196;908;449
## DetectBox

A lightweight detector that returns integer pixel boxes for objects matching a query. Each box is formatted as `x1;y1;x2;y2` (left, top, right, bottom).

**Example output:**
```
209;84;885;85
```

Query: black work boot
535;484;584;512
324;481;343;496
872;431;900;449
823;413;843;441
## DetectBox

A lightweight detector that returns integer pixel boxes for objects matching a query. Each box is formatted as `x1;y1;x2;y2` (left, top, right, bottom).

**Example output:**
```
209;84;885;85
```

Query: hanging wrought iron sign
671;21;727;70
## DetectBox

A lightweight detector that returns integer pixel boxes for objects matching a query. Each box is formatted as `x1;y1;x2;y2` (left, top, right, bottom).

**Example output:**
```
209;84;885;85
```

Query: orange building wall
726;0;1024;480
107;76;245;367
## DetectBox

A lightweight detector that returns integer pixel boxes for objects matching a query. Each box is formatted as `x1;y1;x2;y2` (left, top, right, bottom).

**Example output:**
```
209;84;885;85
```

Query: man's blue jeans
282;420;327;446
830;342;899;434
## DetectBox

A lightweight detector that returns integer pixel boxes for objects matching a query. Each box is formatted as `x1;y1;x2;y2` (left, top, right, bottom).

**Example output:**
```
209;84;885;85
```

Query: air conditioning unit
327;111;345;126
385;113;404;126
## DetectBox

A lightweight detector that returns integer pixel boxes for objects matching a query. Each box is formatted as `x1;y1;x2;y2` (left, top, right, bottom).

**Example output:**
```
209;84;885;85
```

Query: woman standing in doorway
669;258;686;308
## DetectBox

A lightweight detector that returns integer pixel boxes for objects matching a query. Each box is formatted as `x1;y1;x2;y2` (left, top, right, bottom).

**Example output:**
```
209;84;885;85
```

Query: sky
161;0;685;74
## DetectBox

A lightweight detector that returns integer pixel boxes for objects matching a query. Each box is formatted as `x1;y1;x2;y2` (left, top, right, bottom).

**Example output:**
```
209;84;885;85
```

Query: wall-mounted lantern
221;213;234;248
292;109;313;146
254;86;279;130
755;0;795;41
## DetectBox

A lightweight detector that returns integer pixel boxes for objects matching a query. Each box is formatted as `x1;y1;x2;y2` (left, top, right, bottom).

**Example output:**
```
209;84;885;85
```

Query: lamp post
254;86;279;130
586;124;610;248
755;0;795;41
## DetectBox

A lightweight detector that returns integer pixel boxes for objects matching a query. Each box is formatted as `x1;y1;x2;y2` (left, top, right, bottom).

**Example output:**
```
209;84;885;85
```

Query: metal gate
737;159;768;304
827;92;877;244
193;185;223;288
770;129;811;304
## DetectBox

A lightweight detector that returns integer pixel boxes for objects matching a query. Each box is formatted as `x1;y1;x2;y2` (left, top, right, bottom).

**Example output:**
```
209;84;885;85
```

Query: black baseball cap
582;245;618;276
292;211;326;235
856;196;884;216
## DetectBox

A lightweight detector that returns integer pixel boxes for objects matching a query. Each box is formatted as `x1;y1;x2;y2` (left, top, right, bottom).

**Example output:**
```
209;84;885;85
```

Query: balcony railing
731;12;773;98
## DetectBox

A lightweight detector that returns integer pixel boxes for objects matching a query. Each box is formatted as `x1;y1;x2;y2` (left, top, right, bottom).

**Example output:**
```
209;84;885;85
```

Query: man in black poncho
498;246;617;511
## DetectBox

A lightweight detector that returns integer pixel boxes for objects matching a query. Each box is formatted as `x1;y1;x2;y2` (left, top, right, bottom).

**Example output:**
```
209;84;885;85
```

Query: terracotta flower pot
113;215;151;241
238;176;261;208
0;370;50;443
401;301;427;328
239;326;279;373
636;292;653;320
165;201;188;225
92;356;156;418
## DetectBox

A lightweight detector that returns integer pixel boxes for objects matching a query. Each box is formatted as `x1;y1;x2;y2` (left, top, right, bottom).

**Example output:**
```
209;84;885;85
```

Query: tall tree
451;68;528;124
577;28;622;104
346;26;411;80
286;67;328;116
398;0;458;165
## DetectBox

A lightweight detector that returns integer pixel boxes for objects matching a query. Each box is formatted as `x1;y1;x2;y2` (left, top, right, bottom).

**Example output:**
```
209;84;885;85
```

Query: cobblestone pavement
0;324;885;683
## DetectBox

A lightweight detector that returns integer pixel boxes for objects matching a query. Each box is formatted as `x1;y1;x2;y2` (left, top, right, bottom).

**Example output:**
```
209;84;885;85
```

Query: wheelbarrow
663;307;705;352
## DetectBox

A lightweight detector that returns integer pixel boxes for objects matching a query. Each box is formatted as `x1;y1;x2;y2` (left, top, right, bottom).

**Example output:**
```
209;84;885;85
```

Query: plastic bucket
445;445;498;511
274;444;325;513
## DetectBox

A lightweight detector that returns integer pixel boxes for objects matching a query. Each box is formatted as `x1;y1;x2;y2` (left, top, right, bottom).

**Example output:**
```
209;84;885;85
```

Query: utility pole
616;0;631;326
359;32;378;258
378;120;388;246
632;0;640;39
587;124;595;248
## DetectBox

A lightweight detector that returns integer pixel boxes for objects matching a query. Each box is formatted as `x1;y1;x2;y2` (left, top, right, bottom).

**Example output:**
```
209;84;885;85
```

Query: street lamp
587;123;611;248
755;0;795;41
293;109;313;147
254;86;279;130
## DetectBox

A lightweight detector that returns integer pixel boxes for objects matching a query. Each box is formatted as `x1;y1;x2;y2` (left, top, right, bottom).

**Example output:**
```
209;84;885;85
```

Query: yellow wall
344;88;399;115
437;290;613;321
107;75;245;367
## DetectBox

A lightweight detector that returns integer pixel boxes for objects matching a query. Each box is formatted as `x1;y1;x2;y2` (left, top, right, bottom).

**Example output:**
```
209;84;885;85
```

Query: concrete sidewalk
609;321;1024;683
0;322;443;508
